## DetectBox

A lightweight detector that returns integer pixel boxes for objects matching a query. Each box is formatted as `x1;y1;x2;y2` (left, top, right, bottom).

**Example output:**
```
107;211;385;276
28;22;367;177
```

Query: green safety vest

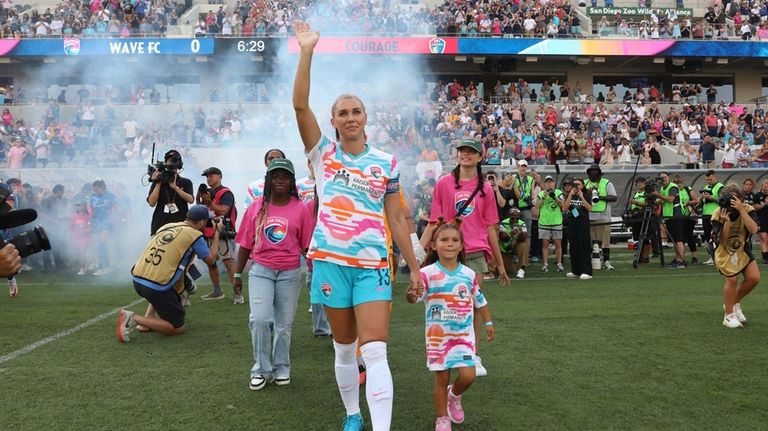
679;187;691;216
500;217;526;254
631;191;646;210
537;189;564;226
661;182;680;218
585;178;609;213
702;182;724;216
515;175;535;209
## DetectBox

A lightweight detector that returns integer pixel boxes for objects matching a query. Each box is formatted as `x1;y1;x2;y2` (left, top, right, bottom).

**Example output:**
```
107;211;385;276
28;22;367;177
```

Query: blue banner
5;38;214;56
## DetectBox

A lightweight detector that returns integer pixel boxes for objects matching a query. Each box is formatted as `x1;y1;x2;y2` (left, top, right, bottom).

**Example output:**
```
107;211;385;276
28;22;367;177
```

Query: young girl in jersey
421;138;508;378
407;219;494;431
71;201;91;275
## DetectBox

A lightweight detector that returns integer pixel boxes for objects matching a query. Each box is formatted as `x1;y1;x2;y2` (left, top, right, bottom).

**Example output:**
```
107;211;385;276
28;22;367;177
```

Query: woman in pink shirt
232;158;314;391
1;108;13;127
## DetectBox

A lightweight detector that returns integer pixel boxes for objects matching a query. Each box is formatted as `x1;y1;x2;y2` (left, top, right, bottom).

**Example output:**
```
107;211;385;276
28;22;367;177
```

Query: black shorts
665;219;685;243
760;219;768;234
133;281;185;328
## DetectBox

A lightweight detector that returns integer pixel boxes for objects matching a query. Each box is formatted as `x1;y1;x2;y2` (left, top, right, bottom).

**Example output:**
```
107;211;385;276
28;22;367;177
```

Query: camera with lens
148;158;181;183
2;226;50;258
208;216;237;240
589;188;600;204
148;147;183;183
644;177;663;194
718;193;733;209
548;189;557;199
0;186;51;259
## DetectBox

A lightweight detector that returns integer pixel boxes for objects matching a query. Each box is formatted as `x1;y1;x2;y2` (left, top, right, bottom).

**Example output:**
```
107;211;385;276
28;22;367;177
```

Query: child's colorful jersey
307;135;400;269
296;176;316;204
419;262;487;371
244;179;264;209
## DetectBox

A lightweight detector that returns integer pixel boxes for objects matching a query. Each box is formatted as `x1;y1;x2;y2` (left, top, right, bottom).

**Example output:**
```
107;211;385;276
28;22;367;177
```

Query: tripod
632;205;665;268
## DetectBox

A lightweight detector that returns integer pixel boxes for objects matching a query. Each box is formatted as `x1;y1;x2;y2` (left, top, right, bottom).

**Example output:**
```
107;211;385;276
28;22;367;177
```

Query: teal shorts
310;260;392;308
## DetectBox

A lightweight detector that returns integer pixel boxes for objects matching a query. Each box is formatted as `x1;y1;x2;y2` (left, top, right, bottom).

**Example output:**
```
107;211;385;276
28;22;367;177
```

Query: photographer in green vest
116;205;221;342
650;172;687;268
674;174;701;265
699;170;724;265
628;177;652;263
585;165;618;270
499;208;529;279
536;175;564;273
513;159;538;234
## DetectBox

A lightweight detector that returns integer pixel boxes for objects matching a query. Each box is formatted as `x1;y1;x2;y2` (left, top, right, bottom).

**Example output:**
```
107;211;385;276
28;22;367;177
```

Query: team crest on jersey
321;283;332;298
369;166;382;178
457;284;468;299
454;191;475;216
264;216;289;244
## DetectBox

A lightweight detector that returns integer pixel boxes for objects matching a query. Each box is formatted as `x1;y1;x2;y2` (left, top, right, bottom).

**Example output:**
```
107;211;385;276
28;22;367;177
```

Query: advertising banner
1;38;214;56
586;6;694;15
287;36;459;54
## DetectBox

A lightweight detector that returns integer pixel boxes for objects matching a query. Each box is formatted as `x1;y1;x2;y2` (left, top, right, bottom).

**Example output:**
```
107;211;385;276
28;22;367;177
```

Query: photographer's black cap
635;176;647;183
202;167;222;176
586;164;602;175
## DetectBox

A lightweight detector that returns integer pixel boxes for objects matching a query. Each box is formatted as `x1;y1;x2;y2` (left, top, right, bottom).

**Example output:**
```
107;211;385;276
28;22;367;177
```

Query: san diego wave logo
263;216;289;244
64;38;80;56
428;37;446;54
455;191;475;216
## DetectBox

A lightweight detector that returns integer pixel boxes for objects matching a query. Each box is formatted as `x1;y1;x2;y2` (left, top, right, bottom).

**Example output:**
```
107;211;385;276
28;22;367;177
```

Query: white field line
0;298;145;365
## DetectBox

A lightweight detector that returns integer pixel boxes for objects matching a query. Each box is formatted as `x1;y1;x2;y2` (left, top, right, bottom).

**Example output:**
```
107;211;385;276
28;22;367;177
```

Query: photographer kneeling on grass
116;205;220;342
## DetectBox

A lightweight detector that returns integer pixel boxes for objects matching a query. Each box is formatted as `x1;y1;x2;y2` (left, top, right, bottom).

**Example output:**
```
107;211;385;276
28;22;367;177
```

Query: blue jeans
248;262;301;378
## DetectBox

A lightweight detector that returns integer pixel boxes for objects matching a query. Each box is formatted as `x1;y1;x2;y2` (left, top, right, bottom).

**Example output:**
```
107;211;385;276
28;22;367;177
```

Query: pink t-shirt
429;175;498;257
7;146;27;169
235;196;313;271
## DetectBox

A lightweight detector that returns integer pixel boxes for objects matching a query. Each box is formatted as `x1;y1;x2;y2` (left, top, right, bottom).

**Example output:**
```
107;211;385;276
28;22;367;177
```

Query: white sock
361;341;393;431
333;340;360;416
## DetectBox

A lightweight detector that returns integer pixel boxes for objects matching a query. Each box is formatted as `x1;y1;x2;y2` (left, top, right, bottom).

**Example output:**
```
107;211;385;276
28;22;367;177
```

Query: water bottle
591;242;602;270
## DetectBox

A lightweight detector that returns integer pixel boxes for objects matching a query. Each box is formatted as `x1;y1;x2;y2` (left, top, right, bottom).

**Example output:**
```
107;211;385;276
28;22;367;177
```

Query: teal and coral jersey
296;176;316;204
307;135;399;269
419;262;487;371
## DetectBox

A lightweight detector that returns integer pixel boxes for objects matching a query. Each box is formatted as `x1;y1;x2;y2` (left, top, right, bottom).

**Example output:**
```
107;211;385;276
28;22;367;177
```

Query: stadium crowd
3;77;768;172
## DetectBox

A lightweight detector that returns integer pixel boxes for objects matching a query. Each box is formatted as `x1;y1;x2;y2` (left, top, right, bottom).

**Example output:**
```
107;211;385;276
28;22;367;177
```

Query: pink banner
288;36;458;55
0;40;20;56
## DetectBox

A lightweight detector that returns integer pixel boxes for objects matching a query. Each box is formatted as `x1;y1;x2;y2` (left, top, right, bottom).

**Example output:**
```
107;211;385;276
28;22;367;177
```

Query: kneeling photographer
709;185;760;329
147;150;194;236
116;205;221;342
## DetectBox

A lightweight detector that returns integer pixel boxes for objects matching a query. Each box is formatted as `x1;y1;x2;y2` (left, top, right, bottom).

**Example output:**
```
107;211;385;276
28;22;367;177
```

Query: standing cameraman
536;175;564;273
585;165;618;270
513;160;536;234
199;167;241;304
652;173;687;268
700;170;724;265
147;150;194;236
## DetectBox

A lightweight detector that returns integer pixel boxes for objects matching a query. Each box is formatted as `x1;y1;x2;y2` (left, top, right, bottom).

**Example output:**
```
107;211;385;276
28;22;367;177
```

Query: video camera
0;186;50;258
148;145;183;184
644;177;664;194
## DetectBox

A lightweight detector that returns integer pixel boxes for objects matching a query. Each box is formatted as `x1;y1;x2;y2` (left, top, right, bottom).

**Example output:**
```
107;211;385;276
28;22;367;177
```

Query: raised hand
293;21;319;51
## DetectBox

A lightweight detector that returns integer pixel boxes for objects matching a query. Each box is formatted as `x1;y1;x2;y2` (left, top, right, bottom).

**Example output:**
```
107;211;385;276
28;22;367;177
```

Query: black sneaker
691;256;699;265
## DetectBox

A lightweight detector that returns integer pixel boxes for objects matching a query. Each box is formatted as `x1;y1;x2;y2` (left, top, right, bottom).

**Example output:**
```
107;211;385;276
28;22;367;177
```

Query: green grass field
2;250;768;430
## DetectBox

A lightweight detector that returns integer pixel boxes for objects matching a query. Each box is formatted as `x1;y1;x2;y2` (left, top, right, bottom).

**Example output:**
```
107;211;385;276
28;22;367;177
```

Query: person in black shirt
753;179;768;263
147;150;194;235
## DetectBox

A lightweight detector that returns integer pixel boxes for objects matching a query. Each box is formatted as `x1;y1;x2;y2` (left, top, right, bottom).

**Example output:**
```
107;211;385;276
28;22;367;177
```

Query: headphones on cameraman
164;150;183;169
